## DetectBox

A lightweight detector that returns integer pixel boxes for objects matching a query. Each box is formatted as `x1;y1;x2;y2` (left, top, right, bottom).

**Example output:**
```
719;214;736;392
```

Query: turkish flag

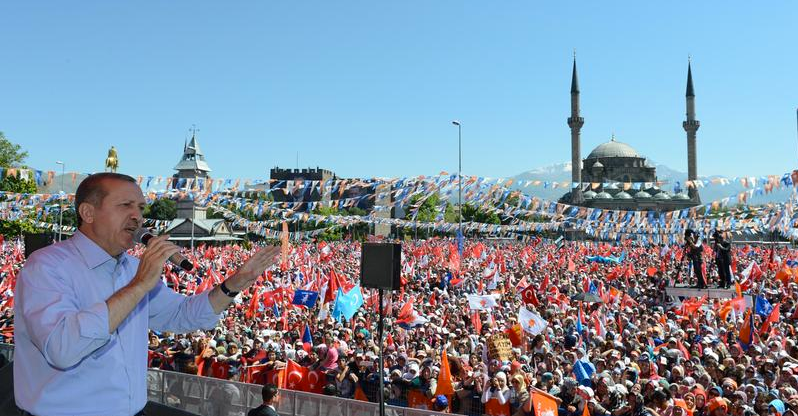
246;289;261;320
324;270;340;304
284;359;309;391
531;389;558;416
759;303;780;336
265;368;285;388
520;284;540;306
195;275;214;295
305;369;325;394
210;361;230;380
245;364;270;384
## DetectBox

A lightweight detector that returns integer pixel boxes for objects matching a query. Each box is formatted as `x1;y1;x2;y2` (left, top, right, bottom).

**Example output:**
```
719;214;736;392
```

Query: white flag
519;306;548;335
467;294;498;311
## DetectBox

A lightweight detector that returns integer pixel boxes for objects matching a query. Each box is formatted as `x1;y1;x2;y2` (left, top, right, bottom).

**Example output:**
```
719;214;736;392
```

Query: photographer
684;230;706;289
481;372;510;405
712;230;732;289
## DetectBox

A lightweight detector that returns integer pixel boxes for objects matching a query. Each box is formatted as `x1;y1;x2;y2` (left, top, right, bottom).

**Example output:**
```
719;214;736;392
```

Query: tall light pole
451;120;462;240
55;161;65;241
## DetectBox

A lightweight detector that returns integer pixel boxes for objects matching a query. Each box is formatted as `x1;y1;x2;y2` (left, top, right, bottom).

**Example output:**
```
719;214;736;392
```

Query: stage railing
147;368;449;416
0;344;450;416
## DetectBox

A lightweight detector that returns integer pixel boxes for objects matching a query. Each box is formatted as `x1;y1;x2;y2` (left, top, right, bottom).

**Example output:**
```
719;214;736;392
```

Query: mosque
560;59;702;211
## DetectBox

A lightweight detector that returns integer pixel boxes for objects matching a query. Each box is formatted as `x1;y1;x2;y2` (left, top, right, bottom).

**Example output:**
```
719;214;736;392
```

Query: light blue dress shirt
14;231;221;416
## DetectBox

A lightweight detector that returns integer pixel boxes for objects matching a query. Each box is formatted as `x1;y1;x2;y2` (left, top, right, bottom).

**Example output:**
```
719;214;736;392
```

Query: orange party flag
354;386;369;402
531;389;559;416
436;350;455;396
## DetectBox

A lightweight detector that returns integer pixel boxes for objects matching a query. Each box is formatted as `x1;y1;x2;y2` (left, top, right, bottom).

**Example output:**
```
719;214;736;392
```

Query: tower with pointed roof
683;60;701;203
172;131;212;219
567;56;584;204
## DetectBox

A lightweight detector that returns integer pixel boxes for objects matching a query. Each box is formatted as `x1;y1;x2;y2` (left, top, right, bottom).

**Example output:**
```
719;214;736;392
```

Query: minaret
567;56;585;204
682;60;701;203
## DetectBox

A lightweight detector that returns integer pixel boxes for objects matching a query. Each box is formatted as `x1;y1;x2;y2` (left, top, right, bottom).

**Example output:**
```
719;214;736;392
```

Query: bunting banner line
2;168;798;245
2;165;793;193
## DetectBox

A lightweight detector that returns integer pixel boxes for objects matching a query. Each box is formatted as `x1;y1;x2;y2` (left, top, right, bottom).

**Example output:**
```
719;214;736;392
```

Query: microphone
133;228;194;271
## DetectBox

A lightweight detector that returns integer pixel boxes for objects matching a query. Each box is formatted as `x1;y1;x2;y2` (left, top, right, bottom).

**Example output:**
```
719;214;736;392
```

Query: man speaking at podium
13;173;281;416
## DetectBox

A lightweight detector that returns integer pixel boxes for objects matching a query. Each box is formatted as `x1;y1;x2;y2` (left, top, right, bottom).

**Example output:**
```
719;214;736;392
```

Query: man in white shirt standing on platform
14;172;281;416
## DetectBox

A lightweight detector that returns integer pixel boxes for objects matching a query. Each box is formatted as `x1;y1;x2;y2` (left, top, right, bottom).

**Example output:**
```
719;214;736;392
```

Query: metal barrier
1;343;450;416
147;369;450;416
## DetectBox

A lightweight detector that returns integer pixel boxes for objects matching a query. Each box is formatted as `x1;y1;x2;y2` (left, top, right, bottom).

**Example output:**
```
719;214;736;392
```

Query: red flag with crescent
305;369;325;394
520;284;540;306
283;359;307;390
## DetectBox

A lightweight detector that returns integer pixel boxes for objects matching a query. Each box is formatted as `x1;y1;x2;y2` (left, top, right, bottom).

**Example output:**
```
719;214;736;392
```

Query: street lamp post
451;121;462;239
56;161;65;241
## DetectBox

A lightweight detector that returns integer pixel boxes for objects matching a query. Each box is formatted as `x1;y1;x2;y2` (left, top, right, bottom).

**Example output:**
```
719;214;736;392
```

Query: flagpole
452;120;462;240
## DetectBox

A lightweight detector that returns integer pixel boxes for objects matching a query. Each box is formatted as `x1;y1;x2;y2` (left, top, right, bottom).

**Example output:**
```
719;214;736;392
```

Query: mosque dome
614;191;633;200
635;191;652;199
587;138;641;159
583;190;597;199
595;191;613;200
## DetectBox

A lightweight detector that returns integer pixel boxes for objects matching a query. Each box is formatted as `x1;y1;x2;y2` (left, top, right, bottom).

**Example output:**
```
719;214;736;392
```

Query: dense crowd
2;233;798;416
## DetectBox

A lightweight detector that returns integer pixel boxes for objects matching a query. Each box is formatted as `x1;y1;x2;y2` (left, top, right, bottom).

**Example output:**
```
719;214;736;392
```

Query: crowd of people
2;232;798;416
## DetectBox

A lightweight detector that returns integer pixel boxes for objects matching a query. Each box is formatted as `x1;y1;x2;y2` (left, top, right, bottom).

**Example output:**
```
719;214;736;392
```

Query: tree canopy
0;131;36;193
0;131;28;168
143;198;177;221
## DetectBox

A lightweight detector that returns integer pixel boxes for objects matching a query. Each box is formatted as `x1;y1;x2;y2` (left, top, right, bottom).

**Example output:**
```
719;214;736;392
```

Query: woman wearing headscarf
682;392;697;416
769;399;786;416
507;374;530;416
691;387;707;416
482;371;510;401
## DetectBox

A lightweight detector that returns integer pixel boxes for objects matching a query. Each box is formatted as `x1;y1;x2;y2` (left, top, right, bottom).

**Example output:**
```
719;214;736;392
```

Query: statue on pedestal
105;146;118;172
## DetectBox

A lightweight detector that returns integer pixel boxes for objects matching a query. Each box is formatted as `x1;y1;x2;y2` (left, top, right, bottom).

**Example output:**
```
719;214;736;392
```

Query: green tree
0;175;37;193
345;207;367;216
405;193;444;223
0;131;37;193
0;131;28;168
207;206;227;220
0;219;44;238
462;203;501;225
143;199;177;220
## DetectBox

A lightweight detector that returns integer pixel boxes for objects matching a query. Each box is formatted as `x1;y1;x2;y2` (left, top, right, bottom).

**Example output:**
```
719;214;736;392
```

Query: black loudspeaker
360;243;402;290
24;233;54;259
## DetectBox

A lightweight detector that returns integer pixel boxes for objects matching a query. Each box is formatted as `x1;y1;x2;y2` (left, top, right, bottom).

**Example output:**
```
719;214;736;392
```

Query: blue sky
1;1;796;182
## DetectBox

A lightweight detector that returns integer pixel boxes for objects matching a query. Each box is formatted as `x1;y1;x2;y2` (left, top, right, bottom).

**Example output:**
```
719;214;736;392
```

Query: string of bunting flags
1;166;796;194
2;169;797;245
